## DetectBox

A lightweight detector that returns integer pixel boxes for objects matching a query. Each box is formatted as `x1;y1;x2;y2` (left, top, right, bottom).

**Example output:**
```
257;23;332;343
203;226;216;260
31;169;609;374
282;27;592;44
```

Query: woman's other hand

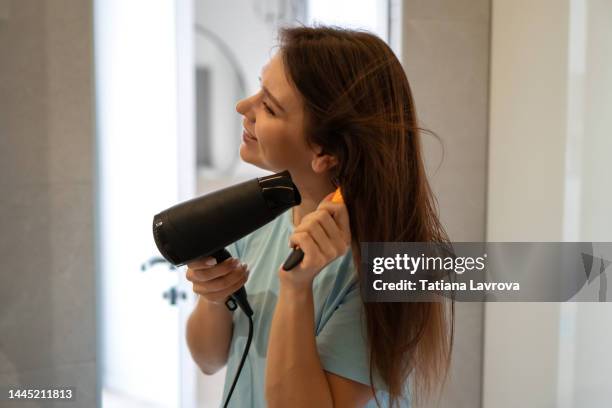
186;256;249;304
282;191;352;289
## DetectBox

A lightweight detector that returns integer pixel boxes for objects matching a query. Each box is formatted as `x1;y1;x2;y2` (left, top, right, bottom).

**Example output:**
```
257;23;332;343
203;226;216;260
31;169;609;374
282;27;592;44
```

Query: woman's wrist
198;294;232;315
278;274;314;301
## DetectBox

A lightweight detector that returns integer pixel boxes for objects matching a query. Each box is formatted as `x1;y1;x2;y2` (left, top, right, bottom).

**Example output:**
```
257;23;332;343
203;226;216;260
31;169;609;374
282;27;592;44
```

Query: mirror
194;24;246;179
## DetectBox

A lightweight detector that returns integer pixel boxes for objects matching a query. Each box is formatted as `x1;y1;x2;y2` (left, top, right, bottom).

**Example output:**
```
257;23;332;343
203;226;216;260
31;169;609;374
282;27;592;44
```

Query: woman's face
236;51;314;174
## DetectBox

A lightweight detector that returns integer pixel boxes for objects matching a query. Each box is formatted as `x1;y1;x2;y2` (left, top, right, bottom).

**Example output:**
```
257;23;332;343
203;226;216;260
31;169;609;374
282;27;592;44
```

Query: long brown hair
278;25;455;407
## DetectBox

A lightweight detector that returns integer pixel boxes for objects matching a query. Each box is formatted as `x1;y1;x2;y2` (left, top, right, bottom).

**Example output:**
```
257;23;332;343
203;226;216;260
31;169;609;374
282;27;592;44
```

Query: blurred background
1;0;611;407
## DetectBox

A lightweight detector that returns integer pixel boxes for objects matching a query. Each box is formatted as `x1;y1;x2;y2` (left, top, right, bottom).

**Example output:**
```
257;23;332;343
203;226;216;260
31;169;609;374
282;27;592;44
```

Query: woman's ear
311;148;338;174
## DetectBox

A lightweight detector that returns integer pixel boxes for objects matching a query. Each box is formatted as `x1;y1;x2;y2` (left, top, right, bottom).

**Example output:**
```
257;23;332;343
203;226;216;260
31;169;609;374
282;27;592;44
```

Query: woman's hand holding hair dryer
185;256;249;376
186;256;249;304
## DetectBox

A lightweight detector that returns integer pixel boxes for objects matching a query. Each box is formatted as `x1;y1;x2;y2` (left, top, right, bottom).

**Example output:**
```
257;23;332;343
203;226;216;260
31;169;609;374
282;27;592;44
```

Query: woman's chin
239;146;260;167
238;144;251;161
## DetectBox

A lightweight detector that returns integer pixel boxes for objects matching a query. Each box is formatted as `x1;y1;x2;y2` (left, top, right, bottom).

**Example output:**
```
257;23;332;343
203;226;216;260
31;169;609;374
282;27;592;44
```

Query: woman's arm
265;192;373;407
186;295;234;375
265;282;373;407
185;256;249;375
265;282;330;407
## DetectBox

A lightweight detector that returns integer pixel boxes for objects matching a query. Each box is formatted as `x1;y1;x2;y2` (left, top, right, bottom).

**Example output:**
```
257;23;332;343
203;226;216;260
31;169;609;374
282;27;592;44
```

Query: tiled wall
401;0;491;406
0;0;97;406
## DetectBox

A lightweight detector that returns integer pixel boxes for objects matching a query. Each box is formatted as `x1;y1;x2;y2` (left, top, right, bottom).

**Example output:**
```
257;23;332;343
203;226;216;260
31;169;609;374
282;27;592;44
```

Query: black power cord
212;248;255;408
214;232;301;407
223;311;253;408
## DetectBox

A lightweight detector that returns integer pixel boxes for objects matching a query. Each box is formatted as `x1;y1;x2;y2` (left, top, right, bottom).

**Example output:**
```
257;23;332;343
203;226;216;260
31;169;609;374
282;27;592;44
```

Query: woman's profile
185;25;454;408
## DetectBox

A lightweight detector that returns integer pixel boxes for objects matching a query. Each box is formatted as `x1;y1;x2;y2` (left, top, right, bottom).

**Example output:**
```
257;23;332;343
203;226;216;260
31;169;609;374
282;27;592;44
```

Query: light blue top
220;208;411;407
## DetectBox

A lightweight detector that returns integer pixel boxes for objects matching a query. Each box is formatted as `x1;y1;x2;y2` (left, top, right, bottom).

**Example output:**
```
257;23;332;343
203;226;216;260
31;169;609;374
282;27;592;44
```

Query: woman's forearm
265;283;333;408
186;295;234;375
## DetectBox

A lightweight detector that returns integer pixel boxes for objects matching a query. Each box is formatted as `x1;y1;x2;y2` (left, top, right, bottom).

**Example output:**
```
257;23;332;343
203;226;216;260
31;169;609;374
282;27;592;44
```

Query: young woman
186;25;454;408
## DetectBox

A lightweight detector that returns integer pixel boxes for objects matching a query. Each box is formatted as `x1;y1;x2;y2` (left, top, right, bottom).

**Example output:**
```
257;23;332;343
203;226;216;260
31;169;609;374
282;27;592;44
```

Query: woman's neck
290;172;335;227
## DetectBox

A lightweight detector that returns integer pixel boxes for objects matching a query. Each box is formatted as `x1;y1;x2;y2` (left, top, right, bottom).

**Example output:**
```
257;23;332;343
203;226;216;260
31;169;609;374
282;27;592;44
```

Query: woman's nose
236;95;255;122
235;97;247;114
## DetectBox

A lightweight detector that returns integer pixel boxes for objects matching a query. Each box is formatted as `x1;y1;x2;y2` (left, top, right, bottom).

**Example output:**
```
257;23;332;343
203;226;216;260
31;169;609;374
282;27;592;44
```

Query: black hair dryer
152;170;301;316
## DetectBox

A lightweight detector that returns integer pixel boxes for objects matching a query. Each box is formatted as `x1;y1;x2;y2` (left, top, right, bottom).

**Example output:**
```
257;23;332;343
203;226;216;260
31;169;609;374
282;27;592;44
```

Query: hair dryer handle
210;248;254;317
282;248;304;270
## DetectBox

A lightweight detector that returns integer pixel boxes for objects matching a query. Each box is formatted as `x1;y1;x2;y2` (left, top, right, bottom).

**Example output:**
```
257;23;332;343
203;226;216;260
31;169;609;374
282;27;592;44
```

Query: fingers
314;210;347;254
317;201;351;246
188;256;218;269
286;195;352;275
187;257;242;283
292;205;351;256
185;257;250;302
194;269;249;304
293;213;338;259
216;271;249;299
197;265;248;294
289;231;325;270
193;267;248;295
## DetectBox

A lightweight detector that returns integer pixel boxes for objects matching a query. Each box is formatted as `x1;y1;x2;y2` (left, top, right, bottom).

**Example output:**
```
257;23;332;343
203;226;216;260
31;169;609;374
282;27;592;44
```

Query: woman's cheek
261;137;285;168
258;118;308;167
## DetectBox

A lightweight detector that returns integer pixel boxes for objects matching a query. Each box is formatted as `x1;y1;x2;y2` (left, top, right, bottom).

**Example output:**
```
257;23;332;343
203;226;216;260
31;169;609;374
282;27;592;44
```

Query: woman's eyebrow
258;76;286;113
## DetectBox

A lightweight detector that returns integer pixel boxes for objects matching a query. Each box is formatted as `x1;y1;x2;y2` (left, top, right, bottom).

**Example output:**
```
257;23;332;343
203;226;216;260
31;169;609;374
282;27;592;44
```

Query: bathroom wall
484;1;612;407
483;1;570;406
0;0;97;406
401;0;491;406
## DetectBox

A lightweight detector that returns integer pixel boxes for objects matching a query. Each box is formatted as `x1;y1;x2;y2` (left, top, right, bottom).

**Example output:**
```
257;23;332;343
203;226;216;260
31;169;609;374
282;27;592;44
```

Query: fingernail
240;262;247;269
205;258;217;266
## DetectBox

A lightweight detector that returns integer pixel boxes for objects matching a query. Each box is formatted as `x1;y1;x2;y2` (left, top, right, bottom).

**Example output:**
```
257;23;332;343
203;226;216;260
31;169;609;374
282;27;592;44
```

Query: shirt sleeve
225;239;241;259
316;282;372;387
225;231;250;260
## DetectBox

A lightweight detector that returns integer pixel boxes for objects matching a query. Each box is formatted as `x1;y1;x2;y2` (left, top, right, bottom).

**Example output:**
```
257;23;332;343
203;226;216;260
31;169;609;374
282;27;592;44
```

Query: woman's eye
262;101;275;116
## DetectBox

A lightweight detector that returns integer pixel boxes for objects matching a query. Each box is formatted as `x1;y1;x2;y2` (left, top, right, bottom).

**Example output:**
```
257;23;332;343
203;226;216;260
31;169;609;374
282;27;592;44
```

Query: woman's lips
242;129;257;143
